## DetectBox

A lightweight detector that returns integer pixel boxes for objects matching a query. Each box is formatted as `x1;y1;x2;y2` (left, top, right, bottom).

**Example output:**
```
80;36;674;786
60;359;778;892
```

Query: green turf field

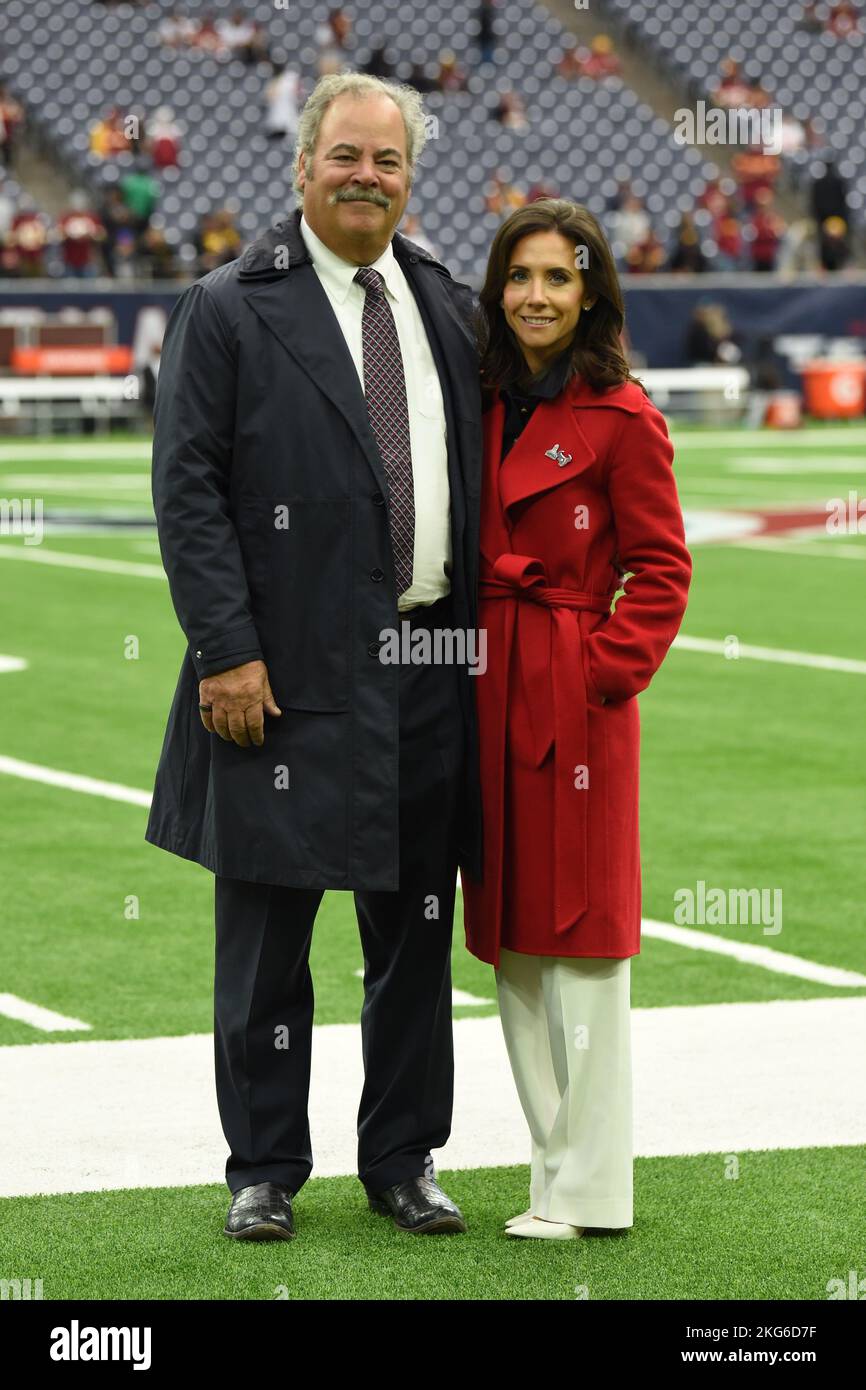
0;425;864;1300
4;1148;862;1301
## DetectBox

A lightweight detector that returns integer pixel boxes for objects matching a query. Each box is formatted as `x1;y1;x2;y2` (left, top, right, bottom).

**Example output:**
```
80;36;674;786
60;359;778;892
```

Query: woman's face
500;230;594;373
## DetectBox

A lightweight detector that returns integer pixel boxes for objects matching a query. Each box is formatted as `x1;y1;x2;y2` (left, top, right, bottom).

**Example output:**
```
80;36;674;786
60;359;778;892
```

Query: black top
500;349;574;461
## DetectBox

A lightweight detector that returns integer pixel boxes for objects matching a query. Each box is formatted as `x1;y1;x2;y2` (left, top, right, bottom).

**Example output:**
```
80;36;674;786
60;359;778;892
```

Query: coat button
371;491;385;506
367;640;382;657
370;567;384;582
195;650;202;657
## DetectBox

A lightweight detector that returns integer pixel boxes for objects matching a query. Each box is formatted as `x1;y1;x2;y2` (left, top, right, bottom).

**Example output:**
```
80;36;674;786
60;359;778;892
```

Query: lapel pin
544;443;572;467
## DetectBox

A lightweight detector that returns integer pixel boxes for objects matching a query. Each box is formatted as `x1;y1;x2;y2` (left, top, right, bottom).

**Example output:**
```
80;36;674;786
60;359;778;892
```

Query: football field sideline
2;997;864;1199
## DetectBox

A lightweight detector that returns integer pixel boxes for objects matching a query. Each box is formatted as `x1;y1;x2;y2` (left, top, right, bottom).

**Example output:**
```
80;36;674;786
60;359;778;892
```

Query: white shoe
505;1216;585;1239
504;1208;534;1229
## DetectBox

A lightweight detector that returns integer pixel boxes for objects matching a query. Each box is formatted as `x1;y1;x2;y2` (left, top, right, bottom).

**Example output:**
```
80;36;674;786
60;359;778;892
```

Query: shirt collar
299;212;402;305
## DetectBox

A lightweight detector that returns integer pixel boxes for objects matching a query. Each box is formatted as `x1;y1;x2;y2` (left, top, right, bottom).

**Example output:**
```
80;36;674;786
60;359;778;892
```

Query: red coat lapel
497;394;597;519
490;374;646;521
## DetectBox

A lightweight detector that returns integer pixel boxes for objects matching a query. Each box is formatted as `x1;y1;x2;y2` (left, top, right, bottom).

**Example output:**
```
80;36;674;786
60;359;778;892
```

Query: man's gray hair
292;73;428;198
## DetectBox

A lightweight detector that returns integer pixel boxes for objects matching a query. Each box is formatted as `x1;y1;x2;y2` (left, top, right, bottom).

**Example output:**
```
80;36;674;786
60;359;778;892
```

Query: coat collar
568;374;646;413
491;375;647;519
237;208;476;502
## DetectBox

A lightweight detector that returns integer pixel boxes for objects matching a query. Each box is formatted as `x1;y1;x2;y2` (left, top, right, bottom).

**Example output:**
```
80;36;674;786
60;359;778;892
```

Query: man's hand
198;659;281;747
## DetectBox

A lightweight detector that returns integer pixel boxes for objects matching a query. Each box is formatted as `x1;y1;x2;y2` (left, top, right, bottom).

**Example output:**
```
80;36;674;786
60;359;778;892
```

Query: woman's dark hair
476;197;645;400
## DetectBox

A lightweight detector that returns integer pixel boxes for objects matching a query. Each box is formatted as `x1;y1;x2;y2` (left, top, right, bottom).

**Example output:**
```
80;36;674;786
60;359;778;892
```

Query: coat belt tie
478;554;615;936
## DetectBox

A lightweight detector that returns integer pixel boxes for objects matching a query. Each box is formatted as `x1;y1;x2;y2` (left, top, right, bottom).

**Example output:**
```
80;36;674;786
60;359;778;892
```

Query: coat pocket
237;497;351;712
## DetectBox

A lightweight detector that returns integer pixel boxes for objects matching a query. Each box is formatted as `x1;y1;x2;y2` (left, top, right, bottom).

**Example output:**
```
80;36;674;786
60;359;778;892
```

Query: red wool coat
461;374;692;966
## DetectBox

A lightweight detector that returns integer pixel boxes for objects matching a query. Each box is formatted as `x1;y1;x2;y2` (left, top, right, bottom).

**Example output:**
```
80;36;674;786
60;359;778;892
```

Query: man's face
297;93;411;264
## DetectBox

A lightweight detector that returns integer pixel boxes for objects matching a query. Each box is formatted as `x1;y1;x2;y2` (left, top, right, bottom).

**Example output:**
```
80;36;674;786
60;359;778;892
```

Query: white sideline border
1;998;864;1197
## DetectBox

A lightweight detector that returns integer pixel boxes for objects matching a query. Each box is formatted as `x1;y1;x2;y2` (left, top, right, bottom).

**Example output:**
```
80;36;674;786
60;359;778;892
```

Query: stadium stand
0;0;719;281
598;0;866;218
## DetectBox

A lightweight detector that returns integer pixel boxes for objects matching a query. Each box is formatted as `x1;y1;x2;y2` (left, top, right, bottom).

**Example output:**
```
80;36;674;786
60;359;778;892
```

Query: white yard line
679;476;834;491
673;634;866;675
642;920;866;987
731;539;866;560
21;526;157;539
0;756;152;807
0;433;861;461
0;999;863;1197
0;443;152;462
3;755;864;986
0;547;165;578
0;656;27;674
0;474;150;491
671;429;866;449
728;456;866;473
0;994;91;1033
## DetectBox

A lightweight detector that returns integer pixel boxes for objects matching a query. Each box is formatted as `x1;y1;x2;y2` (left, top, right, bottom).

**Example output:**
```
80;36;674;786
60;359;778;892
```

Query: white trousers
495;948;633;1228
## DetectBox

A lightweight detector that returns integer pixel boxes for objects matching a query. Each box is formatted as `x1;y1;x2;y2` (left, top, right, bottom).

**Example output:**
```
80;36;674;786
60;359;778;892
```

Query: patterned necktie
353;266;415;597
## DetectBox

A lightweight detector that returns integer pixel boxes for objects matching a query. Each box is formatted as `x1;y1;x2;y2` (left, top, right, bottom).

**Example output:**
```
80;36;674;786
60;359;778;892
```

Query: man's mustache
330;187;391;210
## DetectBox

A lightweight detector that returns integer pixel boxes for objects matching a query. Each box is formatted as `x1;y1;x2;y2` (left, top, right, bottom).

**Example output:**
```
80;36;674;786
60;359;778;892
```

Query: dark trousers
214;594;465;1197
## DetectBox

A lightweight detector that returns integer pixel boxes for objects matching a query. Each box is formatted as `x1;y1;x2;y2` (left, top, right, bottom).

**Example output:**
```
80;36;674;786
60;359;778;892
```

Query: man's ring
199;703;213;711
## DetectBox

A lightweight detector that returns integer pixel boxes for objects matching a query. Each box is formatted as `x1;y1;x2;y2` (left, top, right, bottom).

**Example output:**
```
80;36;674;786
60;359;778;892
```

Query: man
145;73;483;1239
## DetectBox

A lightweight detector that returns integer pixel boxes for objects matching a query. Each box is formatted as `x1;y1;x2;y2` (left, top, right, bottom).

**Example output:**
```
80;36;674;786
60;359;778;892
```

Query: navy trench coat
144;208;483;889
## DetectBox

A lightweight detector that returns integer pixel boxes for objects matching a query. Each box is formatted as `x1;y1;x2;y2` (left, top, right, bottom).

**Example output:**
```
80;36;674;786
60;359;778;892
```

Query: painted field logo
673;100;782;155
50;1320;152;1370
0;1276;43;1299
673;880;782;935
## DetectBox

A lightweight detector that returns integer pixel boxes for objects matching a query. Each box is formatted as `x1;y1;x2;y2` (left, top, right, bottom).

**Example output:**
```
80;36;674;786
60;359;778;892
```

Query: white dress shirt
299;212;452;610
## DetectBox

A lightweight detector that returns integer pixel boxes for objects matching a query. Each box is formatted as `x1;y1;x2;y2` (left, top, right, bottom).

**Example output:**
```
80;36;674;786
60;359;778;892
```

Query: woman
461;199;692;1239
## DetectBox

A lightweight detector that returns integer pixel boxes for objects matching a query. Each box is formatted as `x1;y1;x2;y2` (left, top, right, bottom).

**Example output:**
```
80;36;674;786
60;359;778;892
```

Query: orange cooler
800;360;866;419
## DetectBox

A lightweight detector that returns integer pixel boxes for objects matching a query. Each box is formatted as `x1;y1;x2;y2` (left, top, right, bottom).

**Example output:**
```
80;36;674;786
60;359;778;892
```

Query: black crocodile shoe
223;1182;295;1241
367;1176;467;1234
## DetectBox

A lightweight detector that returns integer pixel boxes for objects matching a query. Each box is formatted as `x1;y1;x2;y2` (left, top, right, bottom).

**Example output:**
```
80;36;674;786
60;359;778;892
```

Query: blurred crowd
158;7;271;63
0;175;247;280
0;181;179;279
483;18;857;278
483;157;852;276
